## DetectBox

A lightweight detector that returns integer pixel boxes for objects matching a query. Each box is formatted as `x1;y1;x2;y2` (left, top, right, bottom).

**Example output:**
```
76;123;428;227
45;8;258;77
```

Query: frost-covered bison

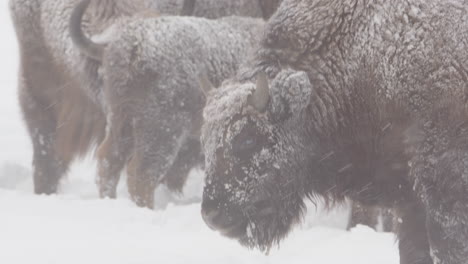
8;0;237;198
71;0;265;208
9;0;160;194
200;0;468;263
151;0;282;20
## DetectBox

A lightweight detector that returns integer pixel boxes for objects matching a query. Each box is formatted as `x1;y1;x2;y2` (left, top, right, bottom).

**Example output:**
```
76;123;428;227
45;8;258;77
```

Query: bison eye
232;135;259;156
240;138;256;150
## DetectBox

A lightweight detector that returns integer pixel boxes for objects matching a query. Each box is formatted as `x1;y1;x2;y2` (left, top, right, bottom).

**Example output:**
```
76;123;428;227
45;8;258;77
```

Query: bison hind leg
96;120;132;199
20;84;70;194
32;136;70;195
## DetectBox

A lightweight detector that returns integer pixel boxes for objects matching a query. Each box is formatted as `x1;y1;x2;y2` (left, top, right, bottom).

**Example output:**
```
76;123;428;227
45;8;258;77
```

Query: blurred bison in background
8;0;156;195
200;0;468;263
71;0;265;208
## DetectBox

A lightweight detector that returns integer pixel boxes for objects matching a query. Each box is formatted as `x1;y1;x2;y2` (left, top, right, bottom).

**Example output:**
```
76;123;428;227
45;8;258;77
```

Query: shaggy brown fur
9;0;155;194
199;1;468;263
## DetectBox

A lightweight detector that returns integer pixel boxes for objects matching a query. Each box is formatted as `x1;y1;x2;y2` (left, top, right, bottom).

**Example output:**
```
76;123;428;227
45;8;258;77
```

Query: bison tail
69;0;104;62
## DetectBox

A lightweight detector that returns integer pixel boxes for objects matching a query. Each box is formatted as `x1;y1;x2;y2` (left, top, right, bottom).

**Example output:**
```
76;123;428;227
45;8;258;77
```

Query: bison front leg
124;131;160;209
396;200;433;264
347;202;379;230
412;149;468;264
348;202;395;232
96;120;132;199
126;162;156;209
126;137;200;208
125;116;192;208
424;213;468;264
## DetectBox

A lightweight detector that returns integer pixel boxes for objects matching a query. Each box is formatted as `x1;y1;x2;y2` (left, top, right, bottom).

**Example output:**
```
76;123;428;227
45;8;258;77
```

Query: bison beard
200;0;468;263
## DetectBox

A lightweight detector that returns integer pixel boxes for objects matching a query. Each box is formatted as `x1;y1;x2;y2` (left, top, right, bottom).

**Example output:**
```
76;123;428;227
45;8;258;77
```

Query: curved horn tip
197;72;214;96
249;72;270;112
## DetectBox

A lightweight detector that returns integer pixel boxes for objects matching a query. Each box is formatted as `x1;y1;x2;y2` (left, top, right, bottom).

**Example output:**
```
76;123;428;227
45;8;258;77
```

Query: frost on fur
200;0;468;263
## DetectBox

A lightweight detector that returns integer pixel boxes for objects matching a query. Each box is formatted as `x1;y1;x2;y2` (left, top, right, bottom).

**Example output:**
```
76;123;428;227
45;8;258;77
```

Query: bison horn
197;72;214;96
248;72;270;112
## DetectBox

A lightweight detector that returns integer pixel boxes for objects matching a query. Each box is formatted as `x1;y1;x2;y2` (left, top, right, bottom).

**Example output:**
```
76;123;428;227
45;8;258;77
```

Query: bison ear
248;72;270;113
197;72;215;96
268;70;313;120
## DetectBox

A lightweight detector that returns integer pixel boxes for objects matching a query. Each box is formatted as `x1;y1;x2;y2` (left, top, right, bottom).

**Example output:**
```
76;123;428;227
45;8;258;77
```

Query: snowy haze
0;2;398;264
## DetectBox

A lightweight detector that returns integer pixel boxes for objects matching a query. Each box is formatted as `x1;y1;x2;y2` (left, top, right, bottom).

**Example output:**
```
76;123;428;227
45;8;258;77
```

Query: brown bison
200;0;468;263
70;0;265;208
8;0;151;195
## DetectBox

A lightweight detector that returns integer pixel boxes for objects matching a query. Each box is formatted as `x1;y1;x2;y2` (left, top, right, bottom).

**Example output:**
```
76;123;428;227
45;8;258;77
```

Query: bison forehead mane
201;81;258;161
202;81;255;126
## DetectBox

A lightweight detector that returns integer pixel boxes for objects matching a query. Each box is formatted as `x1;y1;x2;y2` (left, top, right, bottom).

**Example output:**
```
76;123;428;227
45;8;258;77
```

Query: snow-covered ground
0;2;398;263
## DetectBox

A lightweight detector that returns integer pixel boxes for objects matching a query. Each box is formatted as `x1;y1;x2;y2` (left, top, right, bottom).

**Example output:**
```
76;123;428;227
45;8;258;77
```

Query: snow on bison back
199;0;468;263
8;0;266;205
71;0;265;208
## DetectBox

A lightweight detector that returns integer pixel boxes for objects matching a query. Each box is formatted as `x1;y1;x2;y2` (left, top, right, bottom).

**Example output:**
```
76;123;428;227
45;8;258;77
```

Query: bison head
200;68;315;252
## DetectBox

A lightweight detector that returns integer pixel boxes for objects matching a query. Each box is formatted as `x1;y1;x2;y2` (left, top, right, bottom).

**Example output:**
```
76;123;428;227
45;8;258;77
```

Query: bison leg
17;38;74;194
126;159;156;209
425;213;468;264
163;138;201;193
19;80;70;194
347;202;379;230
96;120;132;199
125;138;200;208
348;202;396;232
396;201;433;264
125;118;193;209
381;208;396;233
412;150;468;264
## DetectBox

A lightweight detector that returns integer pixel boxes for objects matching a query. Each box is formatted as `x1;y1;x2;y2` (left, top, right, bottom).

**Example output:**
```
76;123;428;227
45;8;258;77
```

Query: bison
8;0;158;195
71;0;265;208
199;0;468;263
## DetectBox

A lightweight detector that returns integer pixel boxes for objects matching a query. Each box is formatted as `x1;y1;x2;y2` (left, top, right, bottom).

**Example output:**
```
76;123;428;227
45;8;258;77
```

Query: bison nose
201;207;221;230
201;199;248;238
201;197;221;230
